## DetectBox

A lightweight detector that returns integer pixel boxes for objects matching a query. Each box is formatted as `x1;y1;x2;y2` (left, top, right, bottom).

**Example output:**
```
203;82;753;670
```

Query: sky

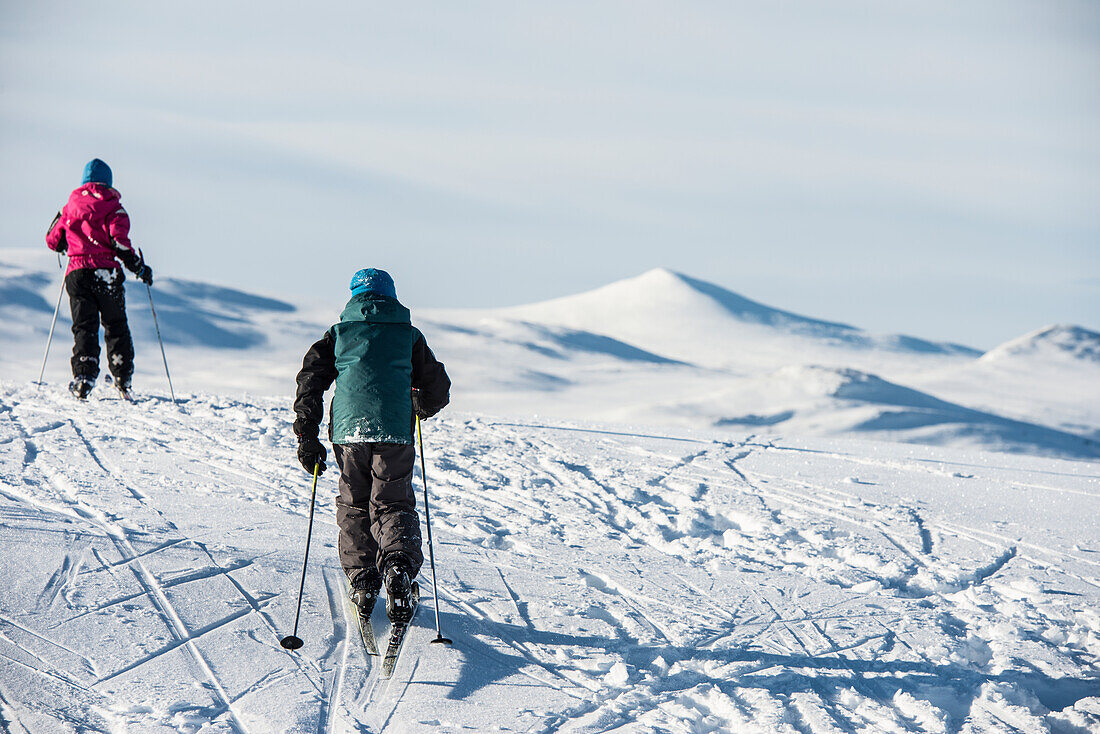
1;1;1097;348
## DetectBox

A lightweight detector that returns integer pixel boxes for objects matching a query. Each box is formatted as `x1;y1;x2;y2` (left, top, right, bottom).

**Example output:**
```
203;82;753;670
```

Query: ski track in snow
0;383;1098;733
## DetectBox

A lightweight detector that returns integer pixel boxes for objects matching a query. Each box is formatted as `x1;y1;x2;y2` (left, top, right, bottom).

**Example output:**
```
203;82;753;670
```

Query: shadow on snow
425;612;1098;731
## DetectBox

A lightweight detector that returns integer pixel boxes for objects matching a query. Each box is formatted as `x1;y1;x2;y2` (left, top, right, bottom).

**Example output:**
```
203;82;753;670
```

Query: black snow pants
66;268;134;382
333;442;423;583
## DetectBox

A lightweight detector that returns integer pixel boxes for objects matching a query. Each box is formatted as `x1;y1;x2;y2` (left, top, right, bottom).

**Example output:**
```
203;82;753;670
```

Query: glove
297;435;327;474
136;264;154;286
411;388;429;420
47;212;67;253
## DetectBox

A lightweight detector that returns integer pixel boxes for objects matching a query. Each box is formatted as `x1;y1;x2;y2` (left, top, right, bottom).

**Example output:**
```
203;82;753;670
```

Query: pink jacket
46;183;137;275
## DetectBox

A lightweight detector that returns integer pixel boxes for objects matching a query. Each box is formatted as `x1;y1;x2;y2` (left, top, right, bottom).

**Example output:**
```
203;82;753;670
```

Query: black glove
136;264;154;286
411;389;427;420
47;212;67;253
297;435;327;474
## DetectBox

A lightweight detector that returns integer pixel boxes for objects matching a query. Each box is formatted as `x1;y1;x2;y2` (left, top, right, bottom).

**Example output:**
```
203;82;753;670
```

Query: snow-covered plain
2;385;1099;733
1;252;1099;732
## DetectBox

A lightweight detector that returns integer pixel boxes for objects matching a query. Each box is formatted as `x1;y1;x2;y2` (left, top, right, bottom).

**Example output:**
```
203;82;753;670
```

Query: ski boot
384;557;418;625
347;567;382;615
68;378;94;400
105;374;133;401
380;556;420;677
346;567;383;655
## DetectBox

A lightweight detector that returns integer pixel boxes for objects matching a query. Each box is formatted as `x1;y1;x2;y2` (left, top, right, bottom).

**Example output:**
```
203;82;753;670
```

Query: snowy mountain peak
628;266;684;285
648;268;861;331
981;324;1100;365
497;268;976;360
503;265;862;336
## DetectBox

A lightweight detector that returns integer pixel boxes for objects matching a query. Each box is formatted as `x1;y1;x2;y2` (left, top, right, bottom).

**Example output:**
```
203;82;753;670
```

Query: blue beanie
349;268;397;299
82;159;112;187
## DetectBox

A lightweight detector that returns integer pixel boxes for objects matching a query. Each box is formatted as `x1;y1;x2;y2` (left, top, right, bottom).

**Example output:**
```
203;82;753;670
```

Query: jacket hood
339;293;410;325
66;184;121;216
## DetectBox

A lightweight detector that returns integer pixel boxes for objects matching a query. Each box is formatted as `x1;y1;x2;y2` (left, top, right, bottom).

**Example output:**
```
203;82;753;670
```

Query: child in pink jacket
46;159;153;399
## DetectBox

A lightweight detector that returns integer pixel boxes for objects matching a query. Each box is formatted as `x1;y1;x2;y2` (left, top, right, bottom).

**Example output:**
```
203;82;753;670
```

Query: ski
381;581;419;678
344;579;380;656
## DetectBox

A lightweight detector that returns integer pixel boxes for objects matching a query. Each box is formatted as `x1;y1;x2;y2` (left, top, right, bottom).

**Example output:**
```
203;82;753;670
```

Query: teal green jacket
293;294;451;445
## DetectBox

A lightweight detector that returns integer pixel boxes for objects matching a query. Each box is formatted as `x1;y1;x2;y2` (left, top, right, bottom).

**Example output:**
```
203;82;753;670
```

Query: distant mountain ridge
2;253;1096;460
667;271;860;333
147;278;296;349
0;262;53;313
981;324;1100;364
0;265;299;350
500;268;980;360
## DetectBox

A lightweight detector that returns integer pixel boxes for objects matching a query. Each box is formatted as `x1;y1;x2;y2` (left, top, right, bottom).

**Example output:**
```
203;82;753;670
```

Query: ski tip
280;635;304;650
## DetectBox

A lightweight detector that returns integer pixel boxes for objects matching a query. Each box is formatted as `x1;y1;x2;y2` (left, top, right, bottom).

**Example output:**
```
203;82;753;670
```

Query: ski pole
145;285;175;402
138;250;175;403
281;462;320;650
417;414;453;646
35;271;67;390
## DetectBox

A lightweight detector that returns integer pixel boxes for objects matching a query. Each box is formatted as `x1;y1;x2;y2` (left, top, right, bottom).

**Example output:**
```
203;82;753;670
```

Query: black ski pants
66;268;134;382
333;442;423;581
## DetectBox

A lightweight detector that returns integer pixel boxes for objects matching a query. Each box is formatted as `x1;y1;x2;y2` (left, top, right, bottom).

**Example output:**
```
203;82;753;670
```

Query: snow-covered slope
416;273;1097;460
912;326;1100;446
2;257;1098;730
3;251;1096;459
0;250;330;395
484;267;980;369
981;325;1100;365
678;365;1100;459
1;383;1098;732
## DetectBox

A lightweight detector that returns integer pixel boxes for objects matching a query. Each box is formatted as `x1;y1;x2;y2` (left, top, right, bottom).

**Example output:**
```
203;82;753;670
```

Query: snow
1;383;1098;732
980;326;1100;366
3;250;1097;462
1;254;1099;731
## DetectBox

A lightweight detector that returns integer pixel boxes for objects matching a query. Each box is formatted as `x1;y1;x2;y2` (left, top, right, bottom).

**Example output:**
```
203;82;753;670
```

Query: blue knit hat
82;159;112;187
349;268;397;299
